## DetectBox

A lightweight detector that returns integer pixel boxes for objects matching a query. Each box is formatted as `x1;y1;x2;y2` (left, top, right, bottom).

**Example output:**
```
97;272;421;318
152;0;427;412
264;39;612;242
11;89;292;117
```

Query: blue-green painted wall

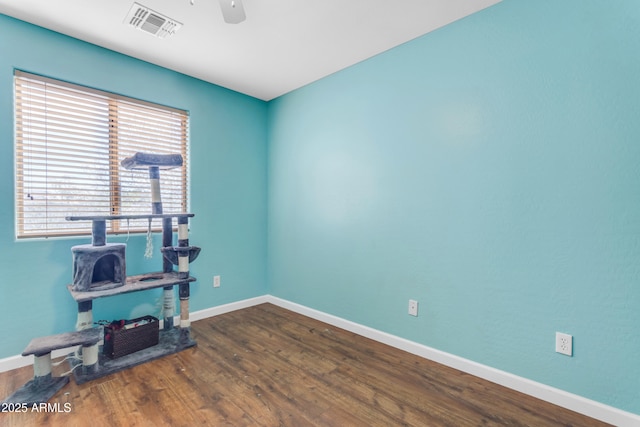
0;15;268;359
2;0;639;417
268;0;640;415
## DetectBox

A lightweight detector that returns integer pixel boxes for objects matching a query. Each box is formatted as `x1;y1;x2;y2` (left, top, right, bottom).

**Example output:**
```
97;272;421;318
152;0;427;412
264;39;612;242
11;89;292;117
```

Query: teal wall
2;0;639;417
268;0;640;415
0;15;268;359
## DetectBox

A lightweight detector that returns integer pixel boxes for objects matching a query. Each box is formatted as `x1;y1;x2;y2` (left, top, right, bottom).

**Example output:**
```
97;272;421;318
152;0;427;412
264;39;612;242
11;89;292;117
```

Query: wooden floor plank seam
0;303;611;427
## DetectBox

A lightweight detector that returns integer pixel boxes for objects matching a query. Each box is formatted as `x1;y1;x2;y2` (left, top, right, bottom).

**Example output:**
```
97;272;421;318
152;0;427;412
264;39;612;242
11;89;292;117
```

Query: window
14;70;189;238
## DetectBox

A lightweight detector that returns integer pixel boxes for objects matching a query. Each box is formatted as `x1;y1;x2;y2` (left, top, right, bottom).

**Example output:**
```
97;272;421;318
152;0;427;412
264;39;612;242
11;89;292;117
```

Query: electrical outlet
555;332;572;356
213;275;221;288
408;299;418;316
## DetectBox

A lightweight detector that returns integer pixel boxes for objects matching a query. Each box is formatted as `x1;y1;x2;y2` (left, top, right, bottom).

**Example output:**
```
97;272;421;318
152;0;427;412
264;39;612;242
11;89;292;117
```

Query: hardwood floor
1;303;610;426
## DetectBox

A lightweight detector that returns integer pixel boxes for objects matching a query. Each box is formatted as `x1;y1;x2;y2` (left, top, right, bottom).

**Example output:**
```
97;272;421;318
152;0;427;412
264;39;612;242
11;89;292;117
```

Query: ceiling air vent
125;2;182;39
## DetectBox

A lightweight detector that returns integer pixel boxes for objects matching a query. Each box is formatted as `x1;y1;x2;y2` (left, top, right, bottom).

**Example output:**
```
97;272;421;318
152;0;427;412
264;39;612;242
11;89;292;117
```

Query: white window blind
15;70;189;238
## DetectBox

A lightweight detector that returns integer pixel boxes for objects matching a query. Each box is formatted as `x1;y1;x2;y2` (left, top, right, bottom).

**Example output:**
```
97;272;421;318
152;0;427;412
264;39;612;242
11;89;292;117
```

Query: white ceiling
0;0;501;101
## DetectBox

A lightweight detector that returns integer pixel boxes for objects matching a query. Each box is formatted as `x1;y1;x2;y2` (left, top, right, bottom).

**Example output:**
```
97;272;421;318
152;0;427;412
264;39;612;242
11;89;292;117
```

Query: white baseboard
0;354;31;374
190;295;270;322
265;295;640;427
2;294;638;426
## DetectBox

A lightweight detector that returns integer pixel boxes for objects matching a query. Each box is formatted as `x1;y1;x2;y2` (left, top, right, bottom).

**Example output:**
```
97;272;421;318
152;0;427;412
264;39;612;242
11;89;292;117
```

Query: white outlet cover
408;299;418;316
213;275;221;288
555;332;573;356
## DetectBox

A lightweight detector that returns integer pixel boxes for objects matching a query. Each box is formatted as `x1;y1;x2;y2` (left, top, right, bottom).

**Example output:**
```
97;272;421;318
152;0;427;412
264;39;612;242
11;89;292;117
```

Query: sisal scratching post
161;214;201;342
33;353;52;384
76;300;99;374
121;153;184;330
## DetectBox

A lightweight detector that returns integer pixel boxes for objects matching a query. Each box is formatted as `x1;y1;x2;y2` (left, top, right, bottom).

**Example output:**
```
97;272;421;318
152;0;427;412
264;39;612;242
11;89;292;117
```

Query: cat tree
2;152;201;404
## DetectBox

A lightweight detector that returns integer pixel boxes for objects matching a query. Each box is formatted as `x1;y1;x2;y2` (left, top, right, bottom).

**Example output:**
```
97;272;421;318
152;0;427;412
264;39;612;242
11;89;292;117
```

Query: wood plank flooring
0;303;610;426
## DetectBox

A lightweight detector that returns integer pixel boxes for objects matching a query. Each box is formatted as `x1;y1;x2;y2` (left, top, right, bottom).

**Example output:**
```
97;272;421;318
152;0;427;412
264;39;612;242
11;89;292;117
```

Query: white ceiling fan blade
218;0;246;24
